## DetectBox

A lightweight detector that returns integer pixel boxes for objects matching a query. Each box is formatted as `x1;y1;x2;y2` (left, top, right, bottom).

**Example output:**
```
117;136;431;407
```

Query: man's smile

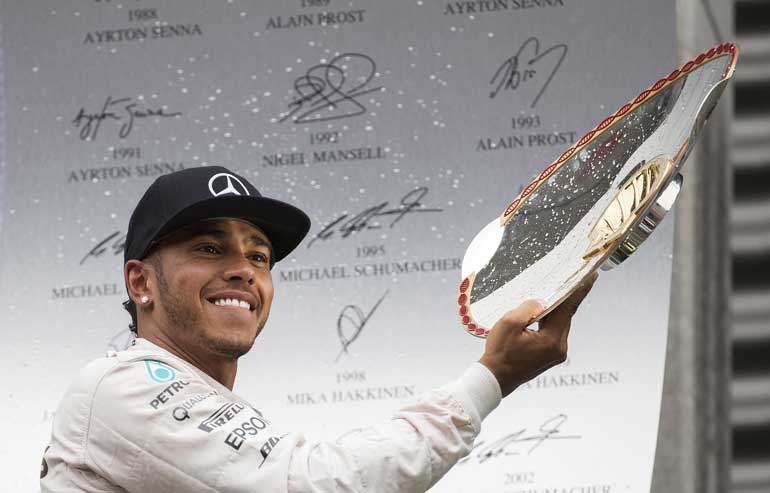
205;290;259;313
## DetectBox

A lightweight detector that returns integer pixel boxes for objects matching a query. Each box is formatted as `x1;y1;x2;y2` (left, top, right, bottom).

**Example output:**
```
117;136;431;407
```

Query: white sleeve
81;358;500;493
287;363;502;492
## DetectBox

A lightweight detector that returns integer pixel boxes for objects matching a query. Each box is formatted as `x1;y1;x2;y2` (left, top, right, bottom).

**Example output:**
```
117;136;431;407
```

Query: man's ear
125;259;154;305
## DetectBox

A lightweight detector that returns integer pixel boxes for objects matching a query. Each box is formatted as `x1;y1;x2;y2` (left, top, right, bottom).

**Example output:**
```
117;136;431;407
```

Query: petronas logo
145;360;176;383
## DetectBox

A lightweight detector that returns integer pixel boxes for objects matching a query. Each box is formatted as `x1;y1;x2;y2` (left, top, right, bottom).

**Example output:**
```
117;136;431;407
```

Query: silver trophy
459;42;738;337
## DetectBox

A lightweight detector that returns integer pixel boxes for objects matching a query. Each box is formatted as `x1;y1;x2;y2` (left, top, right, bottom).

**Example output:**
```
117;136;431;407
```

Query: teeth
213;298;251;310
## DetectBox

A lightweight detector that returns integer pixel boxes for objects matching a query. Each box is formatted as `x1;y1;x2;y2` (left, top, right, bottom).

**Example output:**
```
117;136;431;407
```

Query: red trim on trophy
597;116;614;130
523;180;538;195
459;277;470;293
457;273;491;338
633;90;651;104
539;163;558;180
498;42;738;227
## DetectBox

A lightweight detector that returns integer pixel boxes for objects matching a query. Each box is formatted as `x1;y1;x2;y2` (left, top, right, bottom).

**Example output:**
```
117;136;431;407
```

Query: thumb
492;299;546;333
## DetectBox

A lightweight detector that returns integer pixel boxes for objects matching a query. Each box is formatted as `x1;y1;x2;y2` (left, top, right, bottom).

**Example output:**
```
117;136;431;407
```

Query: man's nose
223;256;256;285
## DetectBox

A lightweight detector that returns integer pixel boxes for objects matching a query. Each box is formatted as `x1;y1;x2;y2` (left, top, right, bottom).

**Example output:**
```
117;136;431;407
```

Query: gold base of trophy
583;154;678;267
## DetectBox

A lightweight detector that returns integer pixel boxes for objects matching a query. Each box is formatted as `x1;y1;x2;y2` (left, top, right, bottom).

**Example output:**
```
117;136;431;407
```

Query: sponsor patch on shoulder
198;402;245;433
145;360;176;383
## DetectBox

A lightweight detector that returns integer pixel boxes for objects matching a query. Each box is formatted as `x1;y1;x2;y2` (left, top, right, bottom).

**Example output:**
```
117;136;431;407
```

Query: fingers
481;273;598;397
560;271;597;314
539;272;598;338
492;298;547;333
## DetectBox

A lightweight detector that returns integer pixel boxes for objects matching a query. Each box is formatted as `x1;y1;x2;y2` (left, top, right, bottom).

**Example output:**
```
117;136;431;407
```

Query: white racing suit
41;338;501;492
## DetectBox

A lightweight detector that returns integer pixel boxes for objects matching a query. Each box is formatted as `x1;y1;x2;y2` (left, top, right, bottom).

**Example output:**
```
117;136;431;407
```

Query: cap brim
153;195;310;262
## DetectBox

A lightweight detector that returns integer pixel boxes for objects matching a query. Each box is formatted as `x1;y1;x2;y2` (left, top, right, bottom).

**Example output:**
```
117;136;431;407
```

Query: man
41;166;597;492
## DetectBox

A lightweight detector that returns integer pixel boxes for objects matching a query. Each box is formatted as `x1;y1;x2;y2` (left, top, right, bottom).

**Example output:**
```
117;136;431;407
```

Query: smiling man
127;219;276;389
41;166;596;492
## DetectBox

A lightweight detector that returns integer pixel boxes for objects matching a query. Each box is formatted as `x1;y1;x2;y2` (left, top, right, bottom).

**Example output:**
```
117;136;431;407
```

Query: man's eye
199;245;220;254
251;253;269;264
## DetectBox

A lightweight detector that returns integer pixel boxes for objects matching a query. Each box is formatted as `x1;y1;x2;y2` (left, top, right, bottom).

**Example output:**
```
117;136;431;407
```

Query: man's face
147;218;274;359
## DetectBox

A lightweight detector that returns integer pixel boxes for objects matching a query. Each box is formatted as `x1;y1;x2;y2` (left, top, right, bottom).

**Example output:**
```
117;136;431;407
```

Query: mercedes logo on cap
208;173;250;197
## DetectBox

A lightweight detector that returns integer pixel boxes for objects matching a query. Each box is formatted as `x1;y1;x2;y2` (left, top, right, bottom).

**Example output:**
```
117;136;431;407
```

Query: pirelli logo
198;402;245;433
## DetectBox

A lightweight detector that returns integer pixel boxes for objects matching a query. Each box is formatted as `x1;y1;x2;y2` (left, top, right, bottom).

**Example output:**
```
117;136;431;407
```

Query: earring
140;295;150;304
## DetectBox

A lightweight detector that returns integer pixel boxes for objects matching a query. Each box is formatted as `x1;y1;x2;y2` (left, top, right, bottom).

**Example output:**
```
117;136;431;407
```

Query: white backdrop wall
0;1;676;491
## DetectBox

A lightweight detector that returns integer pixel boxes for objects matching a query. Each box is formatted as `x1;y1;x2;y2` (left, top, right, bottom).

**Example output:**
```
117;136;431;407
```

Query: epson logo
224;415;271;451
198;402;245;433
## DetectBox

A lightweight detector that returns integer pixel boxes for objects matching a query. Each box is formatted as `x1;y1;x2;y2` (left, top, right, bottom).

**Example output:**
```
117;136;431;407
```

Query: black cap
124;166;310;264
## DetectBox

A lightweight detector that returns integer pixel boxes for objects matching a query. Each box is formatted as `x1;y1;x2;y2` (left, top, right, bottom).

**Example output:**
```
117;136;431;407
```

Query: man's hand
479;272;598;397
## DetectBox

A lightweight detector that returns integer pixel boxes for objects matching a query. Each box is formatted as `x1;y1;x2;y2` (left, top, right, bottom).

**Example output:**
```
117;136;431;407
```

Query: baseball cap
124;166;310;264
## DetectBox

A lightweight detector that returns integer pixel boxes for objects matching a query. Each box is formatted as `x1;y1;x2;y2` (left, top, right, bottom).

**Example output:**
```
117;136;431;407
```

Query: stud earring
140;295;150;304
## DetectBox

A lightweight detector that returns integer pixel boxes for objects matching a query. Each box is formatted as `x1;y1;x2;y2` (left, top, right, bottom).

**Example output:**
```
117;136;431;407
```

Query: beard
155;264;265;359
